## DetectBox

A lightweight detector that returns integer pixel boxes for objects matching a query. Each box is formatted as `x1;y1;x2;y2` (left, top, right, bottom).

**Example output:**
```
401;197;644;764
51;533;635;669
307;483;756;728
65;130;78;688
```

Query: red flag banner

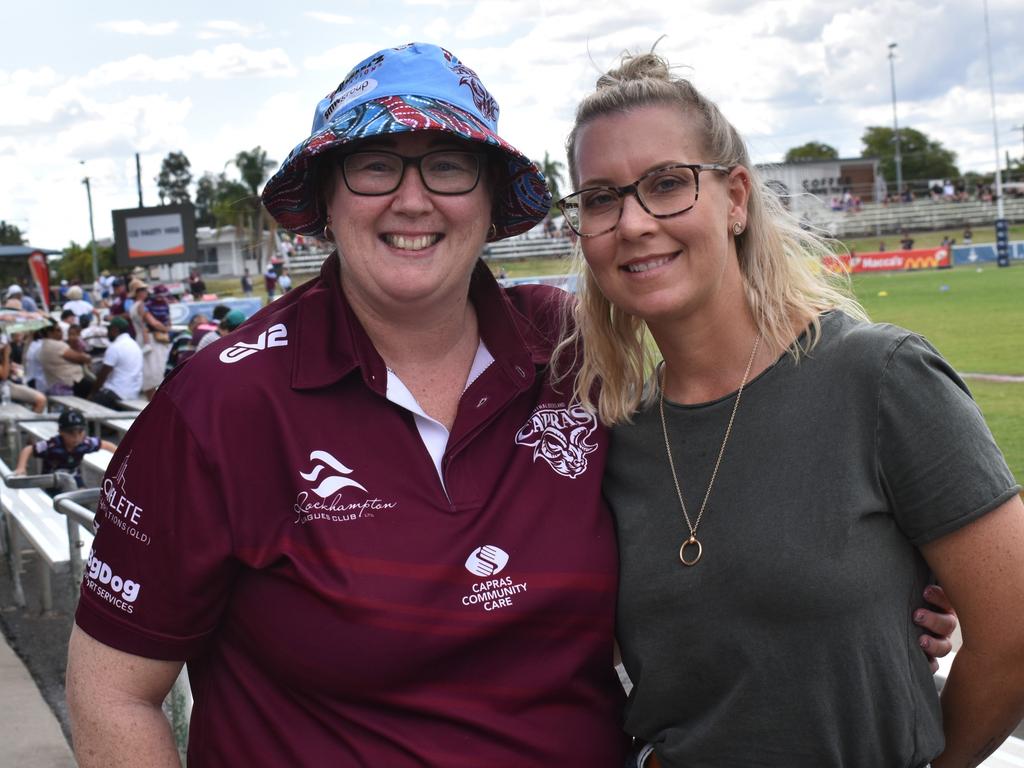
28;251;50;312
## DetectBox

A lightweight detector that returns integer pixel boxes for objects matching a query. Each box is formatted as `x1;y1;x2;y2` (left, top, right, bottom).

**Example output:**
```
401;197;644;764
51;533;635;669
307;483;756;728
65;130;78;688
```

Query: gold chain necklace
658;333;762;566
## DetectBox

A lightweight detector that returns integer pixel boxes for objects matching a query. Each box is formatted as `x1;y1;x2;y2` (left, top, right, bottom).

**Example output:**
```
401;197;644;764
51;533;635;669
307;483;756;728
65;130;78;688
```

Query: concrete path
0;632;75;767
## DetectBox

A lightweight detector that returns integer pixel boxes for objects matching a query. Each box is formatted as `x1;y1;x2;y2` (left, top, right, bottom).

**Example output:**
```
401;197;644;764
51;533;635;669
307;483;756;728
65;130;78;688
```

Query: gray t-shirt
607;311;1019;768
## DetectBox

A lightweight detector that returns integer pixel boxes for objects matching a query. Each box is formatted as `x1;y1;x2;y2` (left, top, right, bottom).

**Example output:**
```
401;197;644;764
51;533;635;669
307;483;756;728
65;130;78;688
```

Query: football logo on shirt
219;323;288;364
515;403;598;479
293;449;397;525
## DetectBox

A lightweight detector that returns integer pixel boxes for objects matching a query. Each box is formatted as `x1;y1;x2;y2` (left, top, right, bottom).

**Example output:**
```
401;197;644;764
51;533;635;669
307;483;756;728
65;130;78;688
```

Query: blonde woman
556;51;1024;768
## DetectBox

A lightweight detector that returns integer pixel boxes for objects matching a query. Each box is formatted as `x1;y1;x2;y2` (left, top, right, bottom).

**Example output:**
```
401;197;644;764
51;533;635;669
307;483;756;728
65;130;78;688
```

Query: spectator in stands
23;328;47;391
78;314;108;354
14;409;116;489
39;322;92;397
66;324;88;354
278;266;292;293
194;308;245;353
63;285;93;319
0;332;45;412
554;47;1021;768
99;270;113;299
59;309;77;338
168;314;214;368
6;283;37;312
129;282;172;398
900;229;915;250
188;271;207;300
240;268;253;296
963;224;973;245
263;261;278;300
89;316;142;408
107;278;130;326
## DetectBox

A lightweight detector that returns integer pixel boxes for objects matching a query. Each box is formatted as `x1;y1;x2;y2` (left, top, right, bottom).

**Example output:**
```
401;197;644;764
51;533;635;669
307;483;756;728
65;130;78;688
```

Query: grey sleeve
876;333;1020;545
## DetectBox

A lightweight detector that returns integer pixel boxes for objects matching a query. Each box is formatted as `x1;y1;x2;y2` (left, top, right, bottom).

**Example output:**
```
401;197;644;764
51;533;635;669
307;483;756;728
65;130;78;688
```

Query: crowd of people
0;263;286;410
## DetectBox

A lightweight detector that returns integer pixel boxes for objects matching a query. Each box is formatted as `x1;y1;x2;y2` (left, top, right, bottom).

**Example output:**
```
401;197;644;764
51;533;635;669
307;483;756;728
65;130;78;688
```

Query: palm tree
232;147;277;269
537;151;566;210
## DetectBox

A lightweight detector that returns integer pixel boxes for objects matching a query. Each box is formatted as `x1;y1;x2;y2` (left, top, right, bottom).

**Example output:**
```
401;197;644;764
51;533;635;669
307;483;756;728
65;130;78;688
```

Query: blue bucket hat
261;42;550;242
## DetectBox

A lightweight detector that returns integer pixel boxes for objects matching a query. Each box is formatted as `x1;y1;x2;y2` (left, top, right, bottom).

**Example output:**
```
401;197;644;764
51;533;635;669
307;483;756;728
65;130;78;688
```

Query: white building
148;226;274;281
756;158;885;232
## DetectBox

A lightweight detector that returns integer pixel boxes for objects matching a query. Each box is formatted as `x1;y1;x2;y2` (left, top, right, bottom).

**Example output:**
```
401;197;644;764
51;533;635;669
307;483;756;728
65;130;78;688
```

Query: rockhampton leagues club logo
293;450;397;525
515;403;598;479
461;545;528;613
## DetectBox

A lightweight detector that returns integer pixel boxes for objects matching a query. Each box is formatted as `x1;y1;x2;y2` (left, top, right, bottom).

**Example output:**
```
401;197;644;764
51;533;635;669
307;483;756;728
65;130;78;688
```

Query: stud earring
732;222;744;236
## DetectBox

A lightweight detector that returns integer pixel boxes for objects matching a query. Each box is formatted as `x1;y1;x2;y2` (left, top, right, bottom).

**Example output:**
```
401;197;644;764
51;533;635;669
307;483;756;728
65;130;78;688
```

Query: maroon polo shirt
76;255;627;766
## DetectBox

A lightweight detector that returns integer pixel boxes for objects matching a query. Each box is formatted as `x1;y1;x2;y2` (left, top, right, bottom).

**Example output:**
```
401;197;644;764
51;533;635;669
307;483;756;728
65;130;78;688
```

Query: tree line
785;126;1023;192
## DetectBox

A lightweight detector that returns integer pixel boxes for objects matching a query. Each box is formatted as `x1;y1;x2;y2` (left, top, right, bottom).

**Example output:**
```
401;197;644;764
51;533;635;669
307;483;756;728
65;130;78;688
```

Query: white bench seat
1;458;93;611
81;450;114;488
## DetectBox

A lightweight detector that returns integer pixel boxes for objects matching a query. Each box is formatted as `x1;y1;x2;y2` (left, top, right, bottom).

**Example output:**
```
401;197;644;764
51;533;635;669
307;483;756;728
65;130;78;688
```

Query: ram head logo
515;406;598;479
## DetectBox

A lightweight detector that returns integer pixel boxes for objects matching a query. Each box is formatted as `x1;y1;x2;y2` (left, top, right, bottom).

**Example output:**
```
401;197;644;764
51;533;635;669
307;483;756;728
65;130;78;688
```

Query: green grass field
851;265;1023;482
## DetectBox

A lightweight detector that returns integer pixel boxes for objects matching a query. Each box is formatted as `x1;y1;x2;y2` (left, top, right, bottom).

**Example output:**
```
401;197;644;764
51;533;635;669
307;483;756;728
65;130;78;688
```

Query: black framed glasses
557;163;732;237
339;149;484;196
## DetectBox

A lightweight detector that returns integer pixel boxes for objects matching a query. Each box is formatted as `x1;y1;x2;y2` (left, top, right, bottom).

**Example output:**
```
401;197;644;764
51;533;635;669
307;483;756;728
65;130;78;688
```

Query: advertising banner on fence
952;241;1024;266
826;247;951;273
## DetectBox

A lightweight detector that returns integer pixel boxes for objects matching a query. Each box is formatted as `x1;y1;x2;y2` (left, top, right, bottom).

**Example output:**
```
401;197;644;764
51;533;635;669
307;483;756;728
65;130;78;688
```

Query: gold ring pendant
679;535;702;566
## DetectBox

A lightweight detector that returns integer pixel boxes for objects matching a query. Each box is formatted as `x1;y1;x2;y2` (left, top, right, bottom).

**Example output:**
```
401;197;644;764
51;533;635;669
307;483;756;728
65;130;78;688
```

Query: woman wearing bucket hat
66;43;628;766
553;50;1024;767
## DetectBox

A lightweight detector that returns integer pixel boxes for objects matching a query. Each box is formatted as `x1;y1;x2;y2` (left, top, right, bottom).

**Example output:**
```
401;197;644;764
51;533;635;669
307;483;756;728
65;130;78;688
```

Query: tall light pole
887;43;904;203
81;163;100;281
983;0;1005;220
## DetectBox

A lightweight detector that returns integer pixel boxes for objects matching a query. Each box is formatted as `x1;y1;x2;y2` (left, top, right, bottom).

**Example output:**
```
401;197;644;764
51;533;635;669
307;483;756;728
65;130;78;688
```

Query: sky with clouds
3;0;1022;249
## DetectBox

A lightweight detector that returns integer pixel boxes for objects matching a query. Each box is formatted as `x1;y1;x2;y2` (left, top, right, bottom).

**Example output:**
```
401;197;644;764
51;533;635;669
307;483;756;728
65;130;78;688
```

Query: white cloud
197;20;267;40
75;45;296;87
422;17;452;40
98;20;180;36
383;23;414;38
304;12;355;25
305;42;391;73
402;0;467;7
455;1;529;40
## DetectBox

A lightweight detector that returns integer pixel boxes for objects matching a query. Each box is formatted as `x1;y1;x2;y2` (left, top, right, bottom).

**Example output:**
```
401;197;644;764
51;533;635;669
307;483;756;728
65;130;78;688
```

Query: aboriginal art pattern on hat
440;46;499;123
262;94;550;241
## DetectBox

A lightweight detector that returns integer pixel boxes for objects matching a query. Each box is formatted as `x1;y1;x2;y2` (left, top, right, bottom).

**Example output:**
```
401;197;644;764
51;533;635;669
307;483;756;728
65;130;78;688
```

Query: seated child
14;409;117;489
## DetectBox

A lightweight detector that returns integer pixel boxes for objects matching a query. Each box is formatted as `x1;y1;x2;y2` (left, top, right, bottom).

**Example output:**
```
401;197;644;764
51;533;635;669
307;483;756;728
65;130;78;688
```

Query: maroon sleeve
75;393;236;660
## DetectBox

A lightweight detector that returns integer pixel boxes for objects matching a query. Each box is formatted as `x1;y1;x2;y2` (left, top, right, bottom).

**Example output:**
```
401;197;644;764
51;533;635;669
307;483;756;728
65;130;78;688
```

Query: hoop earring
487;223;498;240
323;224;334;242
732;222;744;236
